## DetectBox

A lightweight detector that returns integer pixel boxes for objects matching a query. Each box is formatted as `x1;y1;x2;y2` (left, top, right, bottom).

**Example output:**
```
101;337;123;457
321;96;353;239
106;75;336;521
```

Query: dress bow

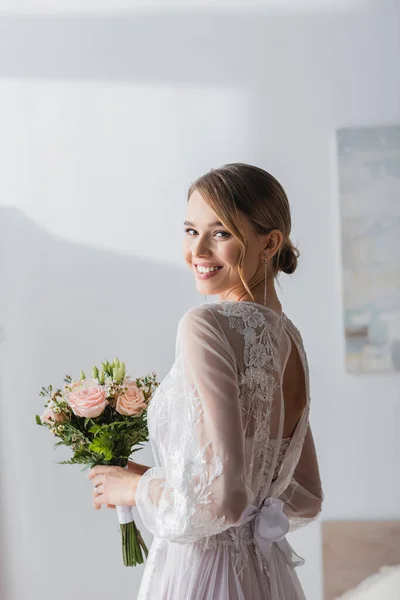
241;497;304;567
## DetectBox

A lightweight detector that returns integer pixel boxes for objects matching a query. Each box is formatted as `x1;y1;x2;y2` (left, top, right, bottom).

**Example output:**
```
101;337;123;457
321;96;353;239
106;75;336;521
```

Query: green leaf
35;414;42;425
88;425;102;435
89;437;113;461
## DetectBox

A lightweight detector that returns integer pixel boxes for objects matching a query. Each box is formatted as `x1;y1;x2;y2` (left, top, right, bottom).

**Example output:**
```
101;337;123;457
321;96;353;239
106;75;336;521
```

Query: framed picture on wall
336;124;400;373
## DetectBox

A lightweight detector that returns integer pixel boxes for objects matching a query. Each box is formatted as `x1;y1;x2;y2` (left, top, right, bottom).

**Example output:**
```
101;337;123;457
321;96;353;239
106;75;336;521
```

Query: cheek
241;247;260;277
219;240;241;269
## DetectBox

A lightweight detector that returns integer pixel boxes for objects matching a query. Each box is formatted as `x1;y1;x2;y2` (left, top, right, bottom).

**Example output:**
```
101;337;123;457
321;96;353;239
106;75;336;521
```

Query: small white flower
249;342;268;367
220;302;265;329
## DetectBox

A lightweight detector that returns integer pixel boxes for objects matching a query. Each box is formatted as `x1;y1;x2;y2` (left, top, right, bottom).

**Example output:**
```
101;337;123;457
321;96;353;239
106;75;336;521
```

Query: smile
194;264;223;279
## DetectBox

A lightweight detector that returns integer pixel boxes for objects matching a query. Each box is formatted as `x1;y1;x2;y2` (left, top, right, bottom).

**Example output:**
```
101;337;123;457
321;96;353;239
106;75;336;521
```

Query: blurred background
0;1;399;599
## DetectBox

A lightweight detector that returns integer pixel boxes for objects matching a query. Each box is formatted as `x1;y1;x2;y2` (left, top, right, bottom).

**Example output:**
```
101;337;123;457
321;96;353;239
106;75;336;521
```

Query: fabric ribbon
116;465;135;525
241;497;304;568
116;504;135;525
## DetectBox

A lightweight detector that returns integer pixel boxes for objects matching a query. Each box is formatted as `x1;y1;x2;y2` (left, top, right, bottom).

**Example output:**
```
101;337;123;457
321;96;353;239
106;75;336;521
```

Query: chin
196;284;210;296
194;281;212;295
198;284;224;298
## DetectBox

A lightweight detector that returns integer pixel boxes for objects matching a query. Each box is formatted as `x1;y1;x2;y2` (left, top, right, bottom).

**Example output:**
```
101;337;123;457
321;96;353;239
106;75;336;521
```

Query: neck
218;274;283;314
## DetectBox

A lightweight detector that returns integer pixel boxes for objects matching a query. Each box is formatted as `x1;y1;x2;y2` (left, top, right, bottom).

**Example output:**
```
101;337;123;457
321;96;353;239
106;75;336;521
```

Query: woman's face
183;190;265;299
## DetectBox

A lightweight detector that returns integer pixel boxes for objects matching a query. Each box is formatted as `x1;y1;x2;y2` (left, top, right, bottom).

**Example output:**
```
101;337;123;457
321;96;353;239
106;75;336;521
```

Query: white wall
0;3;399;599
0;0;395;14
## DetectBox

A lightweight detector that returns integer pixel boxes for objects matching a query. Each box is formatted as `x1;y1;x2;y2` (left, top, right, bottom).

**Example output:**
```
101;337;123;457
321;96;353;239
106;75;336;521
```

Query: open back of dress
135;301;323;600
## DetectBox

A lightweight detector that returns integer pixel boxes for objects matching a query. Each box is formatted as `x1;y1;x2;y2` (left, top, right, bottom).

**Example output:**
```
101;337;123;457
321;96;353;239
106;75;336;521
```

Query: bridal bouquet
35;358;158;566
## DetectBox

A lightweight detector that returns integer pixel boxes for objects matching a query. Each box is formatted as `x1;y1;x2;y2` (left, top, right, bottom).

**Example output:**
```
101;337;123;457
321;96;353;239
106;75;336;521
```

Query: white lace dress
135;301;323;600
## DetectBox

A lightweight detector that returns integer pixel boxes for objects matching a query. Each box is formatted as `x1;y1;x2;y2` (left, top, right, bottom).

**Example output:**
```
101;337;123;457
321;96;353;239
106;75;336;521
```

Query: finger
92;486;104;498
88;465;112;480
92;474;104;486
94;493;107;508
107;504;116;509
88;466;100;479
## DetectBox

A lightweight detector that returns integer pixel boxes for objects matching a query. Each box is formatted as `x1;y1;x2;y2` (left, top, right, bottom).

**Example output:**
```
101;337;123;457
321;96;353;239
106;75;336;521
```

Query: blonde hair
188;163;299;299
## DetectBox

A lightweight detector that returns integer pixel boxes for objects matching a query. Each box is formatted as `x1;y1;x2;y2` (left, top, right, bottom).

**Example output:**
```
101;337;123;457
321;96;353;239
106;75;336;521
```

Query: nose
193;235;212;259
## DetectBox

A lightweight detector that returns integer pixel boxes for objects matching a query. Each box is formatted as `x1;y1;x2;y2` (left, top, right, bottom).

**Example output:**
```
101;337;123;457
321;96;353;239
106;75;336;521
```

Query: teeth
196;265;221;274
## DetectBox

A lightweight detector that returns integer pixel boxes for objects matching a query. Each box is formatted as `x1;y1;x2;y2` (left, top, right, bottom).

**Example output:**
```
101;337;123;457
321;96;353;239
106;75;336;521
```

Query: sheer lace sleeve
279;423;323;530
135;306;250;543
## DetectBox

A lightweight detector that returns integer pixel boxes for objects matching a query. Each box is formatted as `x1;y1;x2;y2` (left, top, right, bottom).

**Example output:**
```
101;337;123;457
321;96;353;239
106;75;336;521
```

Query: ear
259;239;268;260
261;230;284;261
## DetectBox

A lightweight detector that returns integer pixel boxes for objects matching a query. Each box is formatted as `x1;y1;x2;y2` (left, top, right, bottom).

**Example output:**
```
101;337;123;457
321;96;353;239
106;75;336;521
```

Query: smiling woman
183;163;299;311
132;163;322;600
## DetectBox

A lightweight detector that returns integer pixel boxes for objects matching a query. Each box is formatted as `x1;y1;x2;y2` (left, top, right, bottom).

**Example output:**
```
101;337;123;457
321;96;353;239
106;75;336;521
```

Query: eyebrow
184;220;225;228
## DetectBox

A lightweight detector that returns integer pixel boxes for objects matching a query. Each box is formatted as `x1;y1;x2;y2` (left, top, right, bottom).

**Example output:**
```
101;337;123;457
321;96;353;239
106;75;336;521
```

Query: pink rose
115;379;147;417
41;402;64;424
66;380;107;418
70;380;83;391
66;378;96;392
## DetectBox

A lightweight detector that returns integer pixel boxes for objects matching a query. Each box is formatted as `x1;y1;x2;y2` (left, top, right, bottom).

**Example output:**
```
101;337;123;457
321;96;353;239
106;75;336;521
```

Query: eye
184;228;197;236
214;231;231;239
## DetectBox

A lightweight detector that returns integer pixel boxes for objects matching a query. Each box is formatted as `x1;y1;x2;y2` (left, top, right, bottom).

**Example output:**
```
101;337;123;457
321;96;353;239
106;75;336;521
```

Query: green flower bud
92;366;99;379
101;361;111;375
116;367;125;384
98;370;105;385
80;370;86;380
111;367;122;384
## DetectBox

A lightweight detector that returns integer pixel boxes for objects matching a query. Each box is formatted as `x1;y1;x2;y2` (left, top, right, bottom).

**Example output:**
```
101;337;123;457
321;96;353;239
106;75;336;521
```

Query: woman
88;163;323;599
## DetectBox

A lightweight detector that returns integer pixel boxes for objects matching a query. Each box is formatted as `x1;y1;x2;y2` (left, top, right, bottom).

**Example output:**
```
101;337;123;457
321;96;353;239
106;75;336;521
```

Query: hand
88;465;142;511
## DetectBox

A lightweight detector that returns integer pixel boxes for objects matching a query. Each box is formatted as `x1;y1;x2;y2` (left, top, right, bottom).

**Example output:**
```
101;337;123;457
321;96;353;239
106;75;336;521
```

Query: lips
193;264;223;280
195;264;223;273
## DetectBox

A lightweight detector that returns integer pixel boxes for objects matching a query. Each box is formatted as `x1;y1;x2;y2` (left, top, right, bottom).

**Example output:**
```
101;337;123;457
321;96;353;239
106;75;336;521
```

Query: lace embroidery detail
148;361;228;541
138;301;311;586
218;301;266;332
148;364;202;443
154;444;226;540
217;302;282;459
204;301;286;576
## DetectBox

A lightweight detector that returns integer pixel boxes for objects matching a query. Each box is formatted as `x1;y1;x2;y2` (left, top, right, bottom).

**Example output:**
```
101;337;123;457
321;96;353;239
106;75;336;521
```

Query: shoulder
175;304;233;363
283;314;305;347
178;303;223;336
179;301;288;333
177;305;239;369
177;304;242;357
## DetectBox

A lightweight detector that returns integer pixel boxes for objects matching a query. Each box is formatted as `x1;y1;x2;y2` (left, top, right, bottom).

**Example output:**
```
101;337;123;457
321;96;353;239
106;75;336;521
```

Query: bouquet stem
120;520;149;566
116;505;148;566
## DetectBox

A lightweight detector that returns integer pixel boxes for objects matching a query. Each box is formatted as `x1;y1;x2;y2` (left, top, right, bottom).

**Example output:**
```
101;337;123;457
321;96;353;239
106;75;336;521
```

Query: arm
127;460;151;477
135;307;250;543
280;423;323;529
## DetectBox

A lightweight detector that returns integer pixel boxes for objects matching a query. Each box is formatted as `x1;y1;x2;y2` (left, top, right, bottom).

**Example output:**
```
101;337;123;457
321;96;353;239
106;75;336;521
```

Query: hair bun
278;241;299;275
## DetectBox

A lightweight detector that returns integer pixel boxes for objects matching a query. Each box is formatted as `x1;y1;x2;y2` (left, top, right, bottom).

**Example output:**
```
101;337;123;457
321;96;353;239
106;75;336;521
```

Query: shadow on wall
0;10;357;118
0;9;372;295
0;207;196;599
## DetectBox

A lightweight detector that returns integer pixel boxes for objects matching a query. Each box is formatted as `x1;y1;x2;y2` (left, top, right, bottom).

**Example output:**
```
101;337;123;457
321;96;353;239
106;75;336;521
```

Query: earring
264;250;268;306
204;294;207;302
